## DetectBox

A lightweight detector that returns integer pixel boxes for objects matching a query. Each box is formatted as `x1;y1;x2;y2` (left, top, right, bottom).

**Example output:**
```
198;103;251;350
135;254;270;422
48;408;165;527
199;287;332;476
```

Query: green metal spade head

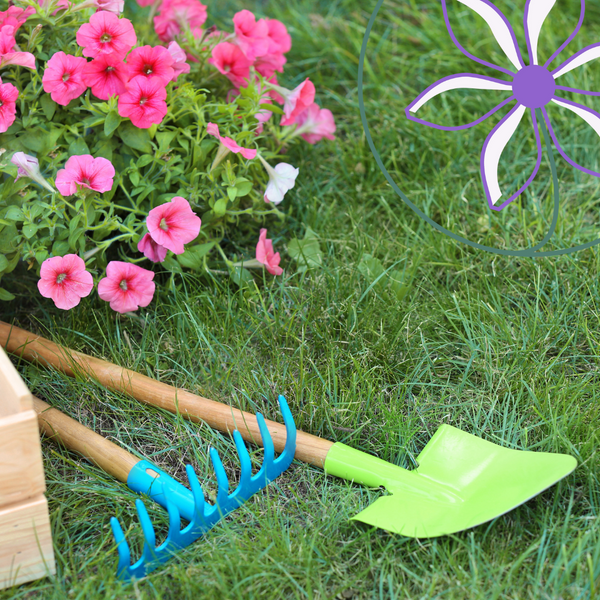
324;425;577;537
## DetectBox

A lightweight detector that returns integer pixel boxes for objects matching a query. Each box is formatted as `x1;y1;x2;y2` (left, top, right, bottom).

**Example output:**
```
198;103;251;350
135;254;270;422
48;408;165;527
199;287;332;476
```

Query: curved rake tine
258;413;275;466
233;429;253;490
276;395;297;465
137;499;159;566
185;464;208;530
210;447;231;508
110;516;132;579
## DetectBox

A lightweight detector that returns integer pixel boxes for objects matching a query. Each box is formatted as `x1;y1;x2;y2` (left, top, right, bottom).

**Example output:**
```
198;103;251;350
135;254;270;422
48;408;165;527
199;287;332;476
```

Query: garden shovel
0;321;577;538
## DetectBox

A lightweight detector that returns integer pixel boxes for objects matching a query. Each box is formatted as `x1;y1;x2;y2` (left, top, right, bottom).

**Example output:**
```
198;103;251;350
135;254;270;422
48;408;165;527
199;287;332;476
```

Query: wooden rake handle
33;396;139;483
0;322;333;467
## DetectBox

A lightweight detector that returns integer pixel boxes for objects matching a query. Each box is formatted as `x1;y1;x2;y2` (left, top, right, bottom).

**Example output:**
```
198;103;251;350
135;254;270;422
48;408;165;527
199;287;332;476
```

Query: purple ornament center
512;65;556;108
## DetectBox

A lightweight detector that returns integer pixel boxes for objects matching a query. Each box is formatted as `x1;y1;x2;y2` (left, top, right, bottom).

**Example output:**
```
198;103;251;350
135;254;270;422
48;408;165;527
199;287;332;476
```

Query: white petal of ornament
553;44;600;79
482;104;527;204
409;75;512;113
457;0;523;69
526;0;557;65
551;98;600;138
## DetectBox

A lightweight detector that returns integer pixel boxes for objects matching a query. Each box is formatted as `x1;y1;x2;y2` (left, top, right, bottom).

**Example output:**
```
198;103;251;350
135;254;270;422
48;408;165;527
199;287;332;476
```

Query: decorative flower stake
406;0;600;211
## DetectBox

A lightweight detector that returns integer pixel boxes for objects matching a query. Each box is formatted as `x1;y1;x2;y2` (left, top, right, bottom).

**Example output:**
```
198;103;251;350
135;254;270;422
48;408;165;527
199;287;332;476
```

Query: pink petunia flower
153;0;207;43
294;103;336;144
258;155;299;205
82;54;130;100
280;78;315;126
76;11;137;59
0;50;36;70
0;6;36;33
167;41;190;82
126;45;174;86
206;122;257;159
0;77;19;133
117;75;168;129
0;25;36;70
98;261;155;313
136;0;155;6
232;10;269;61
42;52;88;106
137;232;168;263
256;229;283;276
146;196;201;254
0;24;15;53
254;52;286;79
55;154;115;196
10;152;57;193
208;42;252;88
265;19;291;55
37;254;94;310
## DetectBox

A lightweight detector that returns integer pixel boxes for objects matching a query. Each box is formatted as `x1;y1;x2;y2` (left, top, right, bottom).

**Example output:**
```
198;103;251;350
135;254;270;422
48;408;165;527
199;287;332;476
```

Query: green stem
112;204;148;216
215;244;232;265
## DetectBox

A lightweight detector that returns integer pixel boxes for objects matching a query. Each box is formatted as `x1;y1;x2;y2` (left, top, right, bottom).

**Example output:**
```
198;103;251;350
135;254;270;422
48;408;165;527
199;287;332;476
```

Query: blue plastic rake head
110;395;296;580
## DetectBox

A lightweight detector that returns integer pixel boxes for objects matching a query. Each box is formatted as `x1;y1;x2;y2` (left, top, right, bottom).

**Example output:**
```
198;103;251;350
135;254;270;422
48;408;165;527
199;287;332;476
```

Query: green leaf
93;137;116;161
156;130;177;151
120;123;153;153
226;186;237;201
69;215;81;234
136;184;155;203
86;202;96;226
137;155;154;168
0;288;15;301
228;264;254;288
69;137;90;155
0;254;8;271
22;223;38;239
2;252;19;274
389;255;422;301
52;240;70;255
178;137;189;152
40;94;56;121
5;206;25;221
358;254;387;291
129;170;140;187
213;198;228;216
68;228;83;250
235;179;253;197
104;111;121;137
287;228;323;272
22;126;62;156
82;116;106;129
176;242;215;270
0;226;18;254
35;249;49;265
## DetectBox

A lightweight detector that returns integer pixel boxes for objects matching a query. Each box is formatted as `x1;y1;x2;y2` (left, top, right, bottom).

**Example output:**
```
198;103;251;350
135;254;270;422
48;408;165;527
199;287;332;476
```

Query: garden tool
1;322;577;538
31;394;296;580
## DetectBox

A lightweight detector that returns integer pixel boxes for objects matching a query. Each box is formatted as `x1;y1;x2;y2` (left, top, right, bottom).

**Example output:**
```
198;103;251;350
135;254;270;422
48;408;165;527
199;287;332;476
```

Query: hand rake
30;394;296;580
1;322;577;538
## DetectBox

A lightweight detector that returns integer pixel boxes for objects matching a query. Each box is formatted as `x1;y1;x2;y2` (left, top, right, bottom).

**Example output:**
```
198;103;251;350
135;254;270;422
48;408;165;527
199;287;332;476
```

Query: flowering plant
0;0;336;309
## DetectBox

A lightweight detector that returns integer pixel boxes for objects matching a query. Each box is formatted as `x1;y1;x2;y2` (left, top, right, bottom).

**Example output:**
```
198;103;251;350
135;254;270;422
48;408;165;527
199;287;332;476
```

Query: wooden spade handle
33;396;139;483
0;322;334;468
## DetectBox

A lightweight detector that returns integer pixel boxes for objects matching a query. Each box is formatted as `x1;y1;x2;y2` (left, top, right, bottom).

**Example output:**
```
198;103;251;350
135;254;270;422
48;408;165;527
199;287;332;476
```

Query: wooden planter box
0;346;55;589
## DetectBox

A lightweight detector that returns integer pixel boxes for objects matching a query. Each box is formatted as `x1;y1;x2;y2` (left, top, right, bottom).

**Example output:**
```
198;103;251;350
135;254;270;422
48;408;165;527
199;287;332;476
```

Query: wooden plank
0;495;55;589
0;346;32;417
0;410;46;507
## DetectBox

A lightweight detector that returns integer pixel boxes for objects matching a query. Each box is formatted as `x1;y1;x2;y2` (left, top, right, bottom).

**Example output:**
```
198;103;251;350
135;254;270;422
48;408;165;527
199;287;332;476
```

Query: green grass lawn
2;0;600;598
